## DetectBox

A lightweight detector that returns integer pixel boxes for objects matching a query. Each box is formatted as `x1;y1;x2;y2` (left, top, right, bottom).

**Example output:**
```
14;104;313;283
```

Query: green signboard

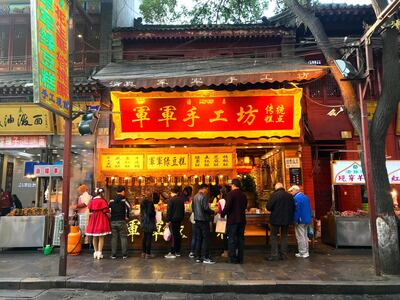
31;0;70;117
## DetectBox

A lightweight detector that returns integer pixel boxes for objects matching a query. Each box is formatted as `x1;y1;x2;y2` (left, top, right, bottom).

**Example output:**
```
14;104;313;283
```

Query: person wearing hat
221;178;247;264
266;182;295;261
289;185;312;258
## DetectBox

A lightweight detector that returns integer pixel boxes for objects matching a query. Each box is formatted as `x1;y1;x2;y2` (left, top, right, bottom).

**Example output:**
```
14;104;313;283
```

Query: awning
92;57;327;89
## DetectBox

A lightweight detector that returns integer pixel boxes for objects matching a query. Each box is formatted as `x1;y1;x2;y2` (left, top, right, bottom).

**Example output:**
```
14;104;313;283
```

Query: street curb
1;278;400;294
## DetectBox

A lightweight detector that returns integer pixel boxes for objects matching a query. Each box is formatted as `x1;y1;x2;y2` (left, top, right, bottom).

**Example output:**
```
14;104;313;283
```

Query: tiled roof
0;72;98;96
269;4;375;36
113;23;293;40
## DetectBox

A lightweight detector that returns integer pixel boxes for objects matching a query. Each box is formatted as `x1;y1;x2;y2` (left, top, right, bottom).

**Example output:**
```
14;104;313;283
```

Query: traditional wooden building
92;20;328;232
93;4;399;224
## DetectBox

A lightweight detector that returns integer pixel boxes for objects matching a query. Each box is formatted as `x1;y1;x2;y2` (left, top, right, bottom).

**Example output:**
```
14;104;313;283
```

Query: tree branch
370;27;400;141
284;0;362;133
370;0;388;16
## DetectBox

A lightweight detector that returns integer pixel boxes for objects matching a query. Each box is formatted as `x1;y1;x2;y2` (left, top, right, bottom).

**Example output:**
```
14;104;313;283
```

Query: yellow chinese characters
132;106;150;128
158;105;177;128
209;110;228;123
264;104;274;123
276;104;285;123
237;105;259;126
153;220;165;242
127;219;141;242
183;106;200;127
180;225;188;239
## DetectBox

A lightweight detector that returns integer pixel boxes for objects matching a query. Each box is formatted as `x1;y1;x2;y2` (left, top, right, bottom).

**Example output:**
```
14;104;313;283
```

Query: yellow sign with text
101;154;144;171
0;104;53;135
147;154;189;170
191;153;233;169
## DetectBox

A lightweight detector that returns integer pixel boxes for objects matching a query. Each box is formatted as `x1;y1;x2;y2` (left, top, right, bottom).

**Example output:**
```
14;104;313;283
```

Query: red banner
111;89;302;140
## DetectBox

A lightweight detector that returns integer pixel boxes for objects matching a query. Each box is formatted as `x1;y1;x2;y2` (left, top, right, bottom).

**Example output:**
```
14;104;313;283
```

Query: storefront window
0;24;9;65
12;24;29;65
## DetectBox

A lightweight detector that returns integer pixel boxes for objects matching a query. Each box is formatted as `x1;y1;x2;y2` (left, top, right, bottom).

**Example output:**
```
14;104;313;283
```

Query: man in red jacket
222;179;247;264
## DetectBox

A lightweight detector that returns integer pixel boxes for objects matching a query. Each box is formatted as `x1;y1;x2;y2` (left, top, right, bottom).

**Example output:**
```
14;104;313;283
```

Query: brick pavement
0;244;399;295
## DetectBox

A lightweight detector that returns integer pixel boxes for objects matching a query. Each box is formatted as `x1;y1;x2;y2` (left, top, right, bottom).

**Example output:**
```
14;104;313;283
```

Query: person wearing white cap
289;185;312;258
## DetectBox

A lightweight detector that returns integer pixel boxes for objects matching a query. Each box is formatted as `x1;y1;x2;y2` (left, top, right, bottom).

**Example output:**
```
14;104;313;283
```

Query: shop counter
321;214;371;247
0;216;48;248
102;212;270;250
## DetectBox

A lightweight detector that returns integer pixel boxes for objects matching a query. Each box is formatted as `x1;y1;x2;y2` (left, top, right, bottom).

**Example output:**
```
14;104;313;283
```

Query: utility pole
58;0;94;276
58;0;75;276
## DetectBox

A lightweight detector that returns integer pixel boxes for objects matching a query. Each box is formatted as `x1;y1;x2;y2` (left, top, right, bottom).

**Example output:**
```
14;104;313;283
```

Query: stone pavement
1;289;400;300
0;244;399;295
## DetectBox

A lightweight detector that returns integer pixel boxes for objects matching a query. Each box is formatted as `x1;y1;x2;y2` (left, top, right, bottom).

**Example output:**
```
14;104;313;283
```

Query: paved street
1;243;400;296
0;244;390;282
0;289;400;300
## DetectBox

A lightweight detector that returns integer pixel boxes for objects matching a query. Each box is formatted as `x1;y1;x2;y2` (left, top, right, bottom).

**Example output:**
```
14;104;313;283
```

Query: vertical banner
31;0;70;117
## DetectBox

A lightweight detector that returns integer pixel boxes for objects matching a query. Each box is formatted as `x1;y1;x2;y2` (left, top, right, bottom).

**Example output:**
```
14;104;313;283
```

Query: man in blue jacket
289;185;312;258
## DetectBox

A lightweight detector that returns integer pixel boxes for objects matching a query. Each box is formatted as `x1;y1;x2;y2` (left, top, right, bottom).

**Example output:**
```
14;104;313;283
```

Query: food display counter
321;214;371;247
102;211;270;250
0;216;48;248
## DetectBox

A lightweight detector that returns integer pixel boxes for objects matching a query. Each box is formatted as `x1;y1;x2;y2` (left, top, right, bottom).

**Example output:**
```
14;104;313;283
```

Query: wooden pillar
301;145;315;211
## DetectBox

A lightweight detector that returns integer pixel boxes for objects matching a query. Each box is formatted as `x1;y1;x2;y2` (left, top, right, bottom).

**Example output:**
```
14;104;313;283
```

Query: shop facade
90;23;328;247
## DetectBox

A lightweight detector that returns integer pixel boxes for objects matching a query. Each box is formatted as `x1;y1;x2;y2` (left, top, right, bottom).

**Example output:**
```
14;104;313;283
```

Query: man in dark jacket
165;186;185;258
221;179;247;264
192;184;215;264
266;183;294;261
109;186;131;259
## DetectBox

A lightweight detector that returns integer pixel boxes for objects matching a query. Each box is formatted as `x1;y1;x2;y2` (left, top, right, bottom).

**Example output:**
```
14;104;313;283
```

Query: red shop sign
111;89;302;140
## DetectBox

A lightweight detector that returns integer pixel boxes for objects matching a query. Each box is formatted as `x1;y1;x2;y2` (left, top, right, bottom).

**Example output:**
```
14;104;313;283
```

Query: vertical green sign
31;0;70;117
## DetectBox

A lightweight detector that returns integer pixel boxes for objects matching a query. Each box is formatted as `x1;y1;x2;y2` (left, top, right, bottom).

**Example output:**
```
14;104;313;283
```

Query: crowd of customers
5;178;309;263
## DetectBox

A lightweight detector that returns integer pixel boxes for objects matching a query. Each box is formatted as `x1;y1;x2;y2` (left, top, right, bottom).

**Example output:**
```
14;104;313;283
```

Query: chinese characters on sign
127;219;188;243
285;157;300;168
100;152;234;173
101;155;144;171
34;165;63;177
31;0;69;117
147;154;188;170
0;136;47;148
0;105;53;134
111;90;302;140
191;153;233;169
332;160;400;185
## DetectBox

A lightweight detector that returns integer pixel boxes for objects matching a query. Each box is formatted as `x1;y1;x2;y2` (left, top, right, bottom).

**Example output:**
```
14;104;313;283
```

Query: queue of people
77;179;312;264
